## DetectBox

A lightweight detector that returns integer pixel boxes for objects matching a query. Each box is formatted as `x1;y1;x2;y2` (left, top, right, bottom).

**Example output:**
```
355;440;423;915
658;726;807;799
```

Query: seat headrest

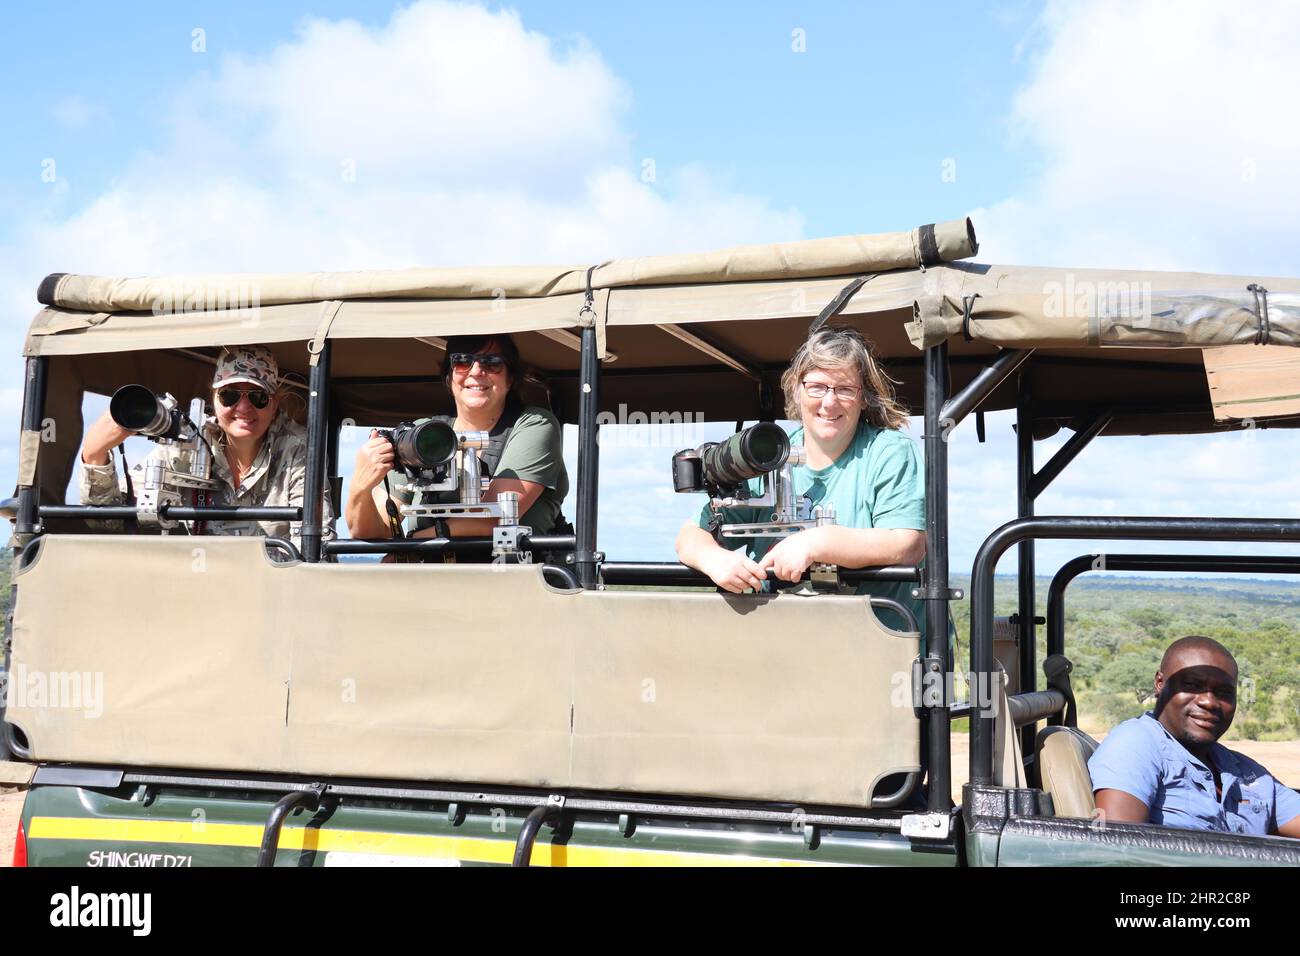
1036;725;1101;819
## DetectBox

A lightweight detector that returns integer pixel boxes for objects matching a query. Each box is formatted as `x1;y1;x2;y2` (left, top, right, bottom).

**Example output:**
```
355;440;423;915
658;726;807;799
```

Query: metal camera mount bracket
401;439;534;560
712;448;839;540
137;397;220;530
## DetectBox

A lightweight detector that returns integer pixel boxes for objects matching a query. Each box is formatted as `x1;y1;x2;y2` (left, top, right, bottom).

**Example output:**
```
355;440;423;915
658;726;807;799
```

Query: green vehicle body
19;777;957;868
18;773;1300;867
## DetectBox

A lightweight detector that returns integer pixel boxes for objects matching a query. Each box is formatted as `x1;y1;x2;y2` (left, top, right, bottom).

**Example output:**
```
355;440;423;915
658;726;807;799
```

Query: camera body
379;420;465;492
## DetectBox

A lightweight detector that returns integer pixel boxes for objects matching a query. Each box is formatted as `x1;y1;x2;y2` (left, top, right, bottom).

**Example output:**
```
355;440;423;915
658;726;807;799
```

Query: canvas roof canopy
21;217;1300;492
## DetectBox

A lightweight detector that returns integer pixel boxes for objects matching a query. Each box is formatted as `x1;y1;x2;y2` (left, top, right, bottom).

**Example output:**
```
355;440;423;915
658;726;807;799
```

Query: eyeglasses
450;352;507;373
801;380;861;402
217;387;271;409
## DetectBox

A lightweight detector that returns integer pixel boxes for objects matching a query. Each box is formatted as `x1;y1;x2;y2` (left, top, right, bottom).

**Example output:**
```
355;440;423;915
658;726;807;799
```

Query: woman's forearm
807;526;926;568
81;411;133;466
675;521;724;570
345;487;392;539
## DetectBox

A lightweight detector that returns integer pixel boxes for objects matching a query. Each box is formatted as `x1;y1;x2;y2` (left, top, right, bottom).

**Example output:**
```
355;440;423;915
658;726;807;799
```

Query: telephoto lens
698;421;789;486
109;385;182;439
387;420;458;470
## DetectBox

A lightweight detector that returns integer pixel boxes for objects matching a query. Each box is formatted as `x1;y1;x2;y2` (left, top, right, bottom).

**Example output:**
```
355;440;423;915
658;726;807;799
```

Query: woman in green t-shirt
675;326;926;617
345;333;568;541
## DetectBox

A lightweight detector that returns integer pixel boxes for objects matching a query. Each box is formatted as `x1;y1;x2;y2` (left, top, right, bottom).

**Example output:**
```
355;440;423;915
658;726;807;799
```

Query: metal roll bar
1041;551;1300;729
512;799;564;867
1046;552;1300;659
262;538;304;563
1006;689;1068;728
324;535;576;557
969;516;1300;787
39;505;302;522
256;784;325;867
598;561;920;586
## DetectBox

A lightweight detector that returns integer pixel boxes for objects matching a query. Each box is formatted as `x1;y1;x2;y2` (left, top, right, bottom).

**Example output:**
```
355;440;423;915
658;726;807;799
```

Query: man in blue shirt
1089;636;1300;837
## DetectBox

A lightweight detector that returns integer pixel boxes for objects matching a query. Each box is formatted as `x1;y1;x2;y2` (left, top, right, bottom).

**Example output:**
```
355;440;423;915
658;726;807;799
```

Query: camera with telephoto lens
671;421;790;499
106;384;218;530
380;420;459;477
672;421;833;541
110;385;188;441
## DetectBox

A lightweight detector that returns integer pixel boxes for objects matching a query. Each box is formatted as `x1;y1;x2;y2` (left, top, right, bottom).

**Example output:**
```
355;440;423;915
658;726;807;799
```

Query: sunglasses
217;387;272;409
450;352;507;373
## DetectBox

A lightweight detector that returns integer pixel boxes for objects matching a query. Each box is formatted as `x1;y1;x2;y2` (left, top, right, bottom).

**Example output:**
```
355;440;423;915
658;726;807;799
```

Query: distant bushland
952;574;1300;742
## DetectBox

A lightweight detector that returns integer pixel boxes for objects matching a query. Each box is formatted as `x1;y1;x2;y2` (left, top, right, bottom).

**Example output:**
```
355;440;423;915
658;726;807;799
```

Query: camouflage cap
213;345;279;392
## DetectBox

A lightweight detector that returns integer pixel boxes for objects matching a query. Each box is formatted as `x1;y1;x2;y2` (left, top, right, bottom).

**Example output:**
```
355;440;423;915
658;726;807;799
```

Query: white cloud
1;0;801;510
3;0;800;297
941;0;1300;582
974;0;1300;275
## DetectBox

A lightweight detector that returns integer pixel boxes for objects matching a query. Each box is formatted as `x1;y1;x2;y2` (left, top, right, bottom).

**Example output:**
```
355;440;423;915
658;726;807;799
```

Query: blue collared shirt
1089;712;1300;835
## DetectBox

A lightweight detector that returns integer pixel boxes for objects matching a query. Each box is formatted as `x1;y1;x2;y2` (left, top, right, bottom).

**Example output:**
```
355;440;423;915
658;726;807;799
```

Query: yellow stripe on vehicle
27;816;827;866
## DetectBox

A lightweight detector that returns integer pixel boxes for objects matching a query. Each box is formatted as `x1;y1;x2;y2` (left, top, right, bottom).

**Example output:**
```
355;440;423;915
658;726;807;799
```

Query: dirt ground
0;789;23;865
0;740;1295;865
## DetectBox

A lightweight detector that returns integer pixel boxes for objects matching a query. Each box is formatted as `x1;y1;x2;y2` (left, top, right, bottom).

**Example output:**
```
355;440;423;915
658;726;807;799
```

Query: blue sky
2;0;1298;578
1;2;1037;238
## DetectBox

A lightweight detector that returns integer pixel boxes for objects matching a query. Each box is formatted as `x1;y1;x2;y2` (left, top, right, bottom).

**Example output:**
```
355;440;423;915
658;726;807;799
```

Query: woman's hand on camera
80;410;134;466
703;548;768;594
352;430;395;492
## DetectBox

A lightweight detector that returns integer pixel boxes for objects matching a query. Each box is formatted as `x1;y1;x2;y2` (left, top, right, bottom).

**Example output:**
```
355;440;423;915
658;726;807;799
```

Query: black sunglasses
449;352;507;372
217;387;271;409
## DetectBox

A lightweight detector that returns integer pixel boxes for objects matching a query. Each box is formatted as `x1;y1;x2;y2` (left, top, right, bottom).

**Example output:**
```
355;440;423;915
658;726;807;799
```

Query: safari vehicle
4;219;1300;867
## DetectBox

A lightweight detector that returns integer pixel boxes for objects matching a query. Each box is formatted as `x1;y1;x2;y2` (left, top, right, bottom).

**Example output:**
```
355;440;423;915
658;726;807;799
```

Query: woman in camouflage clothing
78;345;332;554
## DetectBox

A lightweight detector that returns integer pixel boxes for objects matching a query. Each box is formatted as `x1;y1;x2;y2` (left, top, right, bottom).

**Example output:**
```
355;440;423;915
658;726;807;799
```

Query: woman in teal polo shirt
674;325;927;634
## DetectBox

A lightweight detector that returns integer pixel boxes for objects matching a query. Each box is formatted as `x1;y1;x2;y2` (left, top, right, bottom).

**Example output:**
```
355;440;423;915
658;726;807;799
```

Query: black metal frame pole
1017;407;1110;747
574;324;601;589
922;343;952;812
40;505;301;522
256;786;323;867
300;342;331;563
599;562;920;587
326;404;343;543
1015;377;1036;758
15;357;49;543
324;535;575;557
940;348;1034;428
969;516;1300;786
1028;411;1112;500
6;356;48;761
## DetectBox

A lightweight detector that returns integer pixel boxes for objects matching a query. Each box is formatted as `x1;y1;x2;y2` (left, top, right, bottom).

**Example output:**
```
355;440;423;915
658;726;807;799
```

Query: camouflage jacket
79;414;334;553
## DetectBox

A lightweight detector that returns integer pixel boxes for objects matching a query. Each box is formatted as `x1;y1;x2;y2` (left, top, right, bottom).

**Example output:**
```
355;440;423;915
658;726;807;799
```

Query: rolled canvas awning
34;218;977;315
18;216;1300;441
24;220;1298;360
904;263;1300;351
